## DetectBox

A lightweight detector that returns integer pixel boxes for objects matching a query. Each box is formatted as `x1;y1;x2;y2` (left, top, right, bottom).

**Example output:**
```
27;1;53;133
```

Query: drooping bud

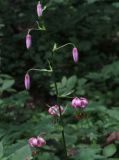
26;34;32;49
28;137;38;147
48;105;64;116
71;97;82;108
24;73;30;90
72;47;78;63
80;97;88;108
37;1;43;17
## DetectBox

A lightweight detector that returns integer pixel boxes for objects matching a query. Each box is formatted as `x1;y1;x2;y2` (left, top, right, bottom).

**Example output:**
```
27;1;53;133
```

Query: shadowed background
1;0;119;159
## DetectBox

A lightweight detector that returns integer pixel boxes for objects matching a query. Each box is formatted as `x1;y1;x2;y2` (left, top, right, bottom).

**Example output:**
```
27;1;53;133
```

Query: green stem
51;53;68;159
27;67;53;74
28;28;41;34
53;43;75;51
28;25;46;34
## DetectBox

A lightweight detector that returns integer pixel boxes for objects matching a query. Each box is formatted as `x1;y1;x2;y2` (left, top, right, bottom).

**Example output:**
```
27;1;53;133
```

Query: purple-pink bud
72;47;78;63
71;97;82;108
48;105;64;116
37;1;43;17
24;73;30;90
28;136;46;148
26;34;32;49
80;97;88;108
28;137;38;147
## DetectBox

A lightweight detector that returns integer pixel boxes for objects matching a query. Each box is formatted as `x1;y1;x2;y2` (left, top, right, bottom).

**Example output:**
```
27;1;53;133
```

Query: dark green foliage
1;0;119;159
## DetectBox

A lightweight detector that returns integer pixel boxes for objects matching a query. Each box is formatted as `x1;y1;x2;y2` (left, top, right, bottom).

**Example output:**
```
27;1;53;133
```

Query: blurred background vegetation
1;0;119;159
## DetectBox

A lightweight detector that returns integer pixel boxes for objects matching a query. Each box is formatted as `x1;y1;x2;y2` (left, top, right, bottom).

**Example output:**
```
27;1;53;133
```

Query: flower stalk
51;52;68;159
52;43;79;63
53;43;75;52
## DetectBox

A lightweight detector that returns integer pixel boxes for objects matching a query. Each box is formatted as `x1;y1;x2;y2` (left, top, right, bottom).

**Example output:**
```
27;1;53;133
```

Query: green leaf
59;90;74;97
0;142;3;158
37;152;59;160
61;76;67;87
87;0;99;3
1;158;8;160
10;145;32;160
65;134;77;146
112;2;119;8
66;75;77;90
0;100;3;105
103;144;117;158
106;109;119;121
73;144;102;160
108;158;119;160
2;80;15;91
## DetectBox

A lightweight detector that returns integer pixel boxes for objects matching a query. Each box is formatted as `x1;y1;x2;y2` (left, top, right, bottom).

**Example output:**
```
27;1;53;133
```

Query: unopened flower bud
28;137;38;147
26;34;32;49
80;97;88;108
48;105;64;116
24;73;30;90
37;1;43;17
72;47;78;63
71;97;82;108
